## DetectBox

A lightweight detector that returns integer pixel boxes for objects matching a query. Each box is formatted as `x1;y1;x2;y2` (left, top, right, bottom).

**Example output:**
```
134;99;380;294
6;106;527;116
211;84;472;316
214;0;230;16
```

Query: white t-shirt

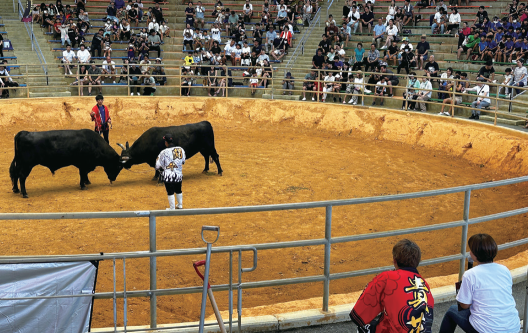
211;27;221;41
149;22;160;32
400;43;414;51
386;25;398;36
77;49;91;63
62;50;76;62
348;11;360;22
457;263;520;333
243;3;253;13
102;60;116;71
434;12;442;24
183;28;194;40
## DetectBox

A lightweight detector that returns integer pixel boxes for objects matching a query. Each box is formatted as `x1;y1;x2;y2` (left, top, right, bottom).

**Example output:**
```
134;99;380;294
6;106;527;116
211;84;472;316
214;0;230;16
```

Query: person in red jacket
90;94;112;144
350;239;434;333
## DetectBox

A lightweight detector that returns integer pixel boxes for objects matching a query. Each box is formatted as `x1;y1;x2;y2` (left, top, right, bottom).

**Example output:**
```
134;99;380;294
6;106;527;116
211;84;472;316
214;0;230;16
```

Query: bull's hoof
151;176;158;181
218;172;223;176
202;170;208;174
85;180;91;185
12;188;20;194
81;186;87;190
22;194;28;198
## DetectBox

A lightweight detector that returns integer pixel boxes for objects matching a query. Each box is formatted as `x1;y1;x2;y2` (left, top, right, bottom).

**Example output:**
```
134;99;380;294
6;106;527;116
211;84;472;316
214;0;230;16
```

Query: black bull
10;129;123;198
117;121;223;178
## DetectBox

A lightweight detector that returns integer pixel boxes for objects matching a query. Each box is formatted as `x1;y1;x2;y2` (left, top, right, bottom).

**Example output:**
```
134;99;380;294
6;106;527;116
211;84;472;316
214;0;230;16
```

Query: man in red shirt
90;94;112;144
350;239;434;332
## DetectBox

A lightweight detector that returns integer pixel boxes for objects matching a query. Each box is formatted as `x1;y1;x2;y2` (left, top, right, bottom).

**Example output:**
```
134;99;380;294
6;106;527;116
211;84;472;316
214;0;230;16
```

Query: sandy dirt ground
1;97;528;328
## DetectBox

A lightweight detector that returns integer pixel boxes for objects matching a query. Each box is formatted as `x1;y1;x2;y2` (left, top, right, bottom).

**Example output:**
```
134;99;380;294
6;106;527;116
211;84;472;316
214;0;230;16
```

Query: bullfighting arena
2;97;528;328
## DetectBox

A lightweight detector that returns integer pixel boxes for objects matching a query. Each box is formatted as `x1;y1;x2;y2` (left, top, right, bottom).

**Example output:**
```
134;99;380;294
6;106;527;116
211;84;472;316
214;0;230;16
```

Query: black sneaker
475;115;479;120
469;114;476;119
333;97;336;102
388;94;393;97
339;98;342;102
380;102;384;106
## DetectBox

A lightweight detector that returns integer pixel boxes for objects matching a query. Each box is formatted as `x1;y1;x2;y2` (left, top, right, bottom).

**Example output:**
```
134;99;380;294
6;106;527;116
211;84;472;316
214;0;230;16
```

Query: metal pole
459;190;471;281
322;205;332;312
494;93;498;126
123;258;128;333
149;214;157;329
25;65;29;98
127;64;130;96
229;251;233;333
198;242;213;333
523;267;528;333
238;250;242;333
113;258;117;333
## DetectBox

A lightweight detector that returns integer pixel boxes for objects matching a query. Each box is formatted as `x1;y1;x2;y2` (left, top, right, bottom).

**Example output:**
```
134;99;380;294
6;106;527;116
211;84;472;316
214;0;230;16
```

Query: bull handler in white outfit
155;133;186;210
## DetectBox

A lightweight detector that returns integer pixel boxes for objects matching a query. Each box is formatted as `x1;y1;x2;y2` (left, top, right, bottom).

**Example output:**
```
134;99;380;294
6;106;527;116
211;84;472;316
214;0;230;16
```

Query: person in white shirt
160;20;170;42
346;7;360;33
447;8;461;34
322;71;335;102
224;39;237;65
439;234;520;333
60;24;69;46
155;134;186;210
382;20;398;49
415;76;432;112
195;1;205;29
498;67;513;97
183;23;194;51
464;78;490;120
303;3;312;25
148;19;160;33
431;8;446;34
76;44;91;63
344;71;364;104
210;23;221;44
62;44;76;75
102;56;116;83
242;0;253;23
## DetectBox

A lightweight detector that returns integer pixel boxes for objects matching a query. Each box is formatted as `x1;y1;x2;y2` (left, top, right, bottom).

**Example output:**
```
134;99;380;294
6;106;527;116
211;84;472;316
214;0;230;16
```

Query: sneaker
388;94;393;97
443;111;450;116
474;115;479;120
380;102;384;106
302;97;306;101
437;112;444;115
372;101;376;105
348;99;353;104
339;98;342;102
343;100;346;104
113;81;116;84
131;93;134;96
381;45;387;49
469;114;476;119
137;92;140;96
352;101;357;105
333;97;336;102
364;89;371;94
312;97;315;101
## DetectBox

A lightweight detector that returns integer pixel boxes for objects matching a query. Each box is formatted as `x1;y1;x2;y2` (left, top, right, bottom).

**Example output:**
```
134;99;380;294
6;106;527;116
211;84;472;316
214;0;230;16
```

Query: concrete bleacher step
479;115;526;126
262;93;300;100
29;91;72;98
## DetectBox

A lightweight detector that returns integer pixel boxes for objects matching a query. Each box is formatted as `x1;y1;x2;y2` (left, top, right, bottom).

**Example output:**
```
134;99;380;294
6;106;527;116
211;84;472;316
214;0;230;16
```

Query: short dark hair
95;94;104;101
393;239;421;268
468;234;498;263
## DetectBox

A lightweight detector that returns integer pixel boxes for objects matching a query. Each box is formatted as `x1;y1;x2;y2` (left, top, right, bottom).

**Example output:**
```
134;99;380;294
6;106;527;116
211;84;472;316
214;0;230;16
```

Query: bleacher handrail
17;0;48;84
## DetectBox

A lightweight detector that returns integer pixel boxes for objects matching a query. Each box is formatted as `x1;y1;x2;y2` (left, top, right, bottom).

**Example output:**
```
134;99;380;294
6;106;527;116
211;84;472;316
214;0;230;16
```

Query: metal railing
1;175;528;332
16;0;48;85
5;63;528;125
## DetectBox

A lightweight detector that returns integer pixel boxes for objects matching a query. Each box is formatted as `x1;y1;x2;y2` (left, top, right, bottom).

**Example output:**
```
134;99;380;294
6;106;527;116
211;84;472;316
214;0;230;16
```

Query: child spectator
498;67;513;97
350;239;434;332
439;234;520;333
250;72;260;95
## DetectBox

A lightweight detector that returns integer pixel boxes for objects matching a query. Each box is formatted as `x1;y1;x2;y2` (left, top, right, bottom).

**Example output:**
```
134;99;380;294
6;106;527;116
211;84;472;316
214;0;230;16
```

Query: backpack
403;29;412;35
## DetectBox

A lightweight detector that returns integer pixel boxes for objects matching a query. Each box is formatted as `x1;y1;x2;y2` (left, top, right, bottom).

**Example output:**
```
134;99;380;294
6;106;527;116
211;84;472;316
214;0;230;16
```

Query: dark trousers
150;45;161;58
352;61;363;71
458;34;466;48
402;92;418;109
95;127;109;144
439;305;479;333
0;43;4;58
398;62;411;74
131;79;140;93
92;44;102;57
143;87;156;95
365;61;379;73
164;181;182;195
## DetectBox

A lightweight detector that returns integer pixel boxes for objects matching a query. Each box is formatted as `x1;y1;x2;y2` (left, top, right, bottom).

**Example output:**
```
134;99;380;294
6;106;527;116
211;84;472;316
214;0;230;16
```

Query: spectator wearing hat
397;46;415;74
438;234;520;333
464;77;490;120
155;134;186;210
282;72;295;95
416;35;430;70
90;94;112;144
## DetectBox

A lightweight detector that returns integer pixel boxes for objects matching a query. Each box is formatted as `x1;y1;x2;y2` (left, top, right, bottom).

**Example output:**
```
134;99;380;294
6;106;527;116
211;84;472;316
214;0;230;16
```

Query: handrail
284;6;322;73
17;0;48;84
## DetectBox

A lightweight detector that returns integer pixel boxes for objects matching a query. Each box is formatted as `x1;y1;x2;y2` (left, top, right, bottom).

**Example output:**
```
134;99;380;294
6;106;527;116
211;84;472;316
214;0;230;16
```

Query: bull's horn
117;143;126;150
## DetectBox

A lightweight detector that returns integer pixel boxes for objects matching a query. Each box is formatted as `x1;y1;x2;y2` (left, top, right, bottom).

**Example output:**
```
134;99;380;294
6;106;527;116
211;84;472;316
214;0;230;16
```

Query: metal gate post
149;214;157;328
323;205;332;312
523;267;528;333
459;190;471;281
